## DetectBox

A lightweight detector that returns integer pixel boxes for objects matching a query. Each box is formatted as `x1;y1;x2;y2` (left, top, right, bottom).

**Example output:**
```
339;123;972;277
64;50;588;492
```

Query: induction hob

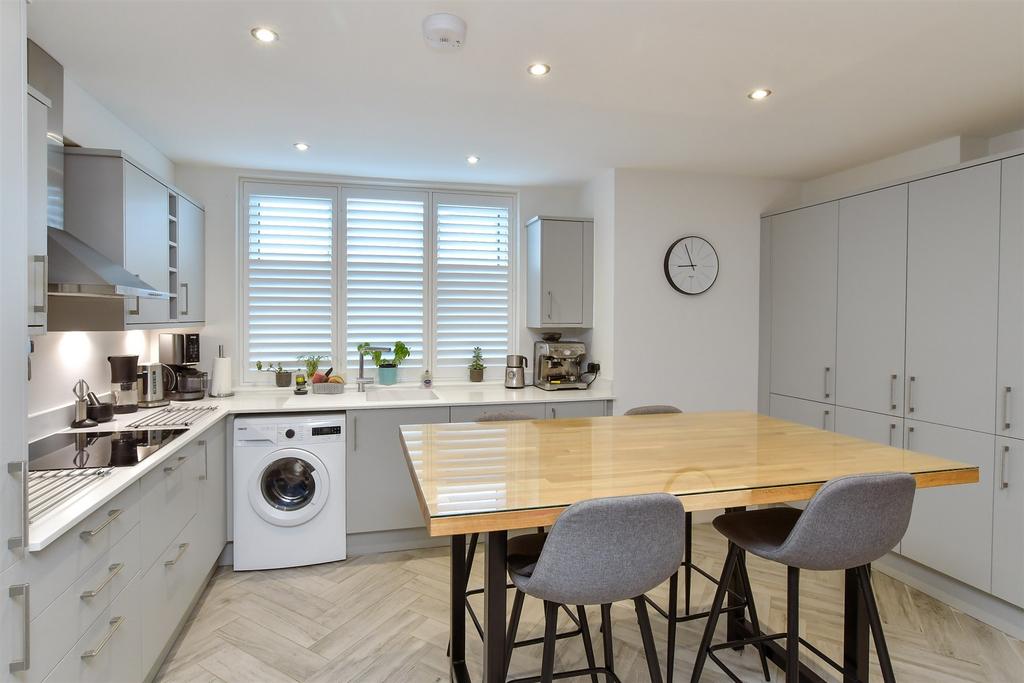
29;429;188;471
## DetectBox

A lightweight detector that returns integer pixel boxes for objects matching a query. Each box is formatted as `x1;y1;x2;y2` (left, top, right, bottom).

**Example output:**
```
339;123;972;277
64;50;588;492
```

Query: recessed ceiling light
251;27;279;43
294;142;309;151
527;63;551;77
748;88;772;101
466;155;480;165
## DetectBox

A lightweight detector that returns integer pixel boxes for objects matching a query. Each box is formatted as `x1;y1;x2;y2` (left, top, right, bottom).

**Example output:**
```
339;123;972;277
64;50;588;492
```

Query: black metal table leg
483;530;508;683
451;534;471;683
843;566;870;683
724;506;746;646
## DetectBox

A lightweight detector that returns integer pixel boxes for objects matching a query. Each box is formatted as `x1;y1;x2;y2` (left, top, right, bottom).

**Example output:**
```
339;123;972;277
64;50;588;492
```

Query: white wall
63;74;174;182
610;169;795;414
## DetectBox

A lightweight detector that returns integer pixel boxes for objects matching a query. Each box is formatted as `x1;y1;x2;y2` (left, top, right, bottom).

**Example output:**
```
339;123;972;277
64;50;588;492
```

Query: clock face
663;236;719;295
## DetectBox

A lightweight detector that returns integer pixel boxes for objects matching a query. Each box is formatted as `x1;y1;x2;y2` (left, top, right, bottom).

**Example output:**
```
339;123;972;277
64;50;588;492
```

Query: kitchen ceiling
26;1;1024;186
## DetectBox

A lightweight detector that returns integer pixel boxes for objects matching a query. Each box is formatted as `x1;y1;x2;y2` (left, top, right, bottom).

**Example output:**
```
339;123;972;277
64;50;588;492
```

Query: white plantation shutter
344;189;427;369
434;194;513;373
242;184;337;380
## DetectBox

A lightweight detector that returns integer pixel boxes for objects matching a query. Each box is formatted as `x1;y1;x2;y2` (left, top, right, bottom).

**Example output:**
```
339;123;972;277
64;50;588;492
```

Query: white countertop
27;380;614;551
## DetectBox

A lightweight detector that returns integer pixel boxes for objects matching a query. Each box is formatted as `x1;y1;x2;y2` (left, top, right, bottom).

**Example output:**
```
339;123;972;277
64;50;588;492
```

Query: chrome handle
547;291;552;319
907;425;914;450
889;423;897;447
7;461;27;551
32;254;47;313
551;406;557;419
1003;386;1012;430
907;376;916;413
1001;445;1010;489
128;296;140;316
198;440;208;481
81;616;124;659
180;282;189;316
823;409;831;430
163;455;187;473
890;374;898;411
80;508;122;540
824;367;831;399
164;542;189;567
8;584;29;673
352;416;357;451
80;563;124;599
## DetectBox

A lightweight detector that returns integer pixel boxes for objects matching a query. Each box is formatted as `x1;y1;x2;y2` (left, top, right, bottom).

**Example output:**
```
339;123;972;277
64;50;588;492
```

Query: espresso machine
533;341;589;390
160;333;208;401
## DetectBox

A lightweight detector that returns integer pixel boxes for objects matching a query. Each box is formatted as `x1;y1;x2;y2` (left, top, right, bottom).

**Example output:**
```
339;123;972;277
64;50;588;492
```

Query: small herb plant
255;361;289;374
357;341;410;368
469;347;485;371
297;353;328;377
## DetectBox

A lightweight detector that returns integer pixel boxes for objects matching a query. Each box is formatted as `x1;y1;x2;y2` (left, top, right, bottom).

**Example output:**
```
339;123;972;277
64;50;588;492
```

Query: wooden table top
399;411;980;536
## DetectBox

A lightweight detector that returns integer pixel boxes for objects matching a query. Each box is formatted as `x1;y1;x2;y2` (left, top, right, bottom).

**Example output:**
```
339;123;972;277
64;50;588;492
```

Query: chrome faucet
356;346;391;392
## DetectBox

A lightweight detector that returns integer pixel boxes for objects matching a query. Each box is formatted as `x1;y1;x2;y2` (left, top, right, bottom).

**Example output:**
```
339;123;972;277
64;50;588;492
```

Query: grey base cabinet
900;420;994;592
544;401;608;419
992;437;1023;607
769;394;834;432
834;407;903;449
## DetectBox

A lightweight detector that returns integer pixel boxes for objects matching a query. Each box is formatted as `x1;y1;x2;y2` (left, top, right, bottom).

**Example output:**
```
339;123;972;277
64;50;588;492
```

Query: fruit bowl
311;382;345;394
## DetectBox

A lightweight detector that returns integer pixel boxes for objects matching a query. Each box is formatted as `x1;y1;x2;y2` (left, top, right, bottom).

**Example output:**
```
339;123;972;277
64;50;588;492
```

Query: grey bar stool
690;473;916;683
456;412;588;657
505;493;687;683
625;404;767;682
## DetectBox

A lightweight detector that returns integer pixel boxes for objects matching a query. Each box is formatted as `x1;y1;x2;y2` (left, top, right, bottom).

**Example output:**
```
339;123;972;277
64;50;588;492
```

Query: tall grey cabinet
526;216;594;328
997;155;1023;439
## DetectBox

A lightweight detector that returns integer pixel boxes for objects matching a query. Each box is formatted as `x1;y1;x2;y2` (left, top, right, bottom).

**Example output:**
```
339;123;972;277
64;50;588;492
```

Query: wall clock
663;236;719;295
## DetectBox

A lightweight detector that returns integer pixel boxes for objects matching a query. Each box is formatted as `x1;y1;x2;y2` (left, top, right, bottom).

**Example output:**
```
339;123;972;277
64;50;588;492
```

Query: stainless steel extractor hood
47;227;170;300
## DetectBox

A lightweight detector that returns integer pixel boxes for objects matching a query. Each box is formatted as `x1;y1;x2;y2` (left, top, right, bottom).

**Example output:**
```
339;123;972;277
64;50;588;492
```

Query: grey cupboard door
769;203;838;403
901;420;994;592
541;220;584;325
176;197;205;323
123;162;170;325
769;394;834;432
836;186;907;415
834;406;903;449
450;403;546;423
346;407;450;534
546;401;608;419
905;162;1000;433
997;156;1024;439
992;437;1024;607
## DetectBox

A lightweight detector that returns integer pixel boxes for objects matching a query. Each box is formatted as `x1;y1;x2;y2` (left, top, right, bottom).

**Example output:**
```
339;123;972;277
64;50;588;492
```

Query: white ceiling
27;1;1024;186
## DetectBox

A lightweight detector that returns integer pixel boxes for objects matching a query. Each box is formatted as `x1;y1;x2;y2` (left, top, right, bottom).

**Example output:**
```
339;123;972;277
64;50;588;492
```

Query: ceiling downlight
748;88;772;101
250;27;279;43
527;63;551;77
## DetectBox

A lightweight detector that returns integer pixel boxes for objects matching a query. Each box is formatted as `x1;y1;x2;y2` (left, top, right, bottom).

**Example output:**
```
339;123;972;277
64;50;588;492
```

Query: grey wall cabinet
176;196;206;324
992;437;1023;607
834;406;903;449
122;162;171;325
769;202;838;404
997;156;1024;439
526;217;594;328
769;393;834;432
26;91;49;335
346;407;451;534
900;420;994;592
835;186;907;416
905;163;1001;433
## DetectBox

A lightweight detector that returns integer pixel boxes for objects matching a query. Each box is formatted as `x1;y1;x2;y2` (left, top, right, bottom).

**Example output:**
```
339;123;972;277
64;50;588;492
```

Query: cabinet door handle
164;543;190;567
890;374;898;411
551;406;557;419
198;440;208;481
824;367;831;399
8;584;29;673
351;415;357;451
7;461;27;551
80;616;125;659
1003;386;1012;431
823;409;830;430
907;376;916;413
906;425;914;450
1001;445;1011;489
32;254;47;314
79;508;122;540
889;423;897;447
180;282;189;316
80;563;124;599
164;455;187;473
547;291;553;319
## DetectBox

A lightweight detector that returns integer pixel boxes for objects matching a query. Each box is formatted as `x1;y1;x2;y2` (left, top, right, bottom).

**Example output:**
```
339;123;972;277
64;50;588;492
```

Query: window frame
238;178;517;385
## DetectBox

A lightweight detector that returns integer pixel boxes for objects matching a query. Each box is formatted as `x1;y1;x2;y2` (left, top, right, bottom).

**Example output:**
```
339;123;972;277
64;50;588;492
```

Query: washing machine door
248;448;330;527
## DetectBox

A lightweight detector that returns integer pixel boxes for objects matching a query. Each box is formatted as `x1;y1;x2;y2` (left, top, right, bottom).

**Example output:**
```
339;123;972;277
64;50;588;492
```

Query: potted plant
297;353;328;384
469;346;485;382
256;360;293;388
357;341;409;386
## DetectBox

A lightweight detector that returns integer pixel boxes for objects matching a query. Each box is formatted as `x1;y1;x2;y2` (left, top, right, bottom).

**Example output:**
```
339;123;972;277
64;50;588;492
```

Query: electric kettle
504;354;528;389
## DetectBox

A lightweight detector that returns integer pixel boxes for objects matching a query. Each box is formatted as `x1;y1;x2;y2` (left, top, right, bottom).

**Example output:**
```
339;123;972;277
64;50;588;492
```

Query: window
433;194;512;371
343;189;427;369
241;183;338;381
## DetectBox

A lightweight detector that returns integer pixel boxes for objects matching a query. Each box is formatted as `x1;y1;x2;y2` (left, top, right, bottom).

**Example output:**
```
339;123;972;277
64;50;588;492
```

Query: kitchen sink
364;386;440;402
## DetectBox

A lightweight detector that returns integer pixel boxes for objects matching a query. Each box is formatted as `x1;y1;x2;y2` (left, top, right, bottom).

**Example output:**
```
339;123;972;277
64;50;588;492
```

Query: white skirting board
874;551;1024;640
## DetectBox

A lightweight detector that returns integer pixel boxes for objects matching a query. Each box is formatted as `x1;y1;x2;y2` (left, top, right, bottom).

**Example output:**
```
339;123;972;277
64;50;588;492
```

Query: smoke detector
422;12;467;49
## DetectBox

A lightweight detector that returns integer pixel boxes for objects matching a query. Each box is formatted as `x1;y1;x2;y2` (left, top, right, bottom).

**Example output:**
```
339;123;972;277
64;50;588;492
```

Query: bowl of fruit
297;354;346;394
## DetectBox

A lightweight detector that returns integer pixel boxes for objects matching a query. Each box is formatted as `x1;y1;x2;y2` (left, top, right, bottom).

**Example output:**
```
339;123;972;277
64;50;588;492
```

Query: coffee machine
107;355;140;413
534;341;589;390
159;333;208;401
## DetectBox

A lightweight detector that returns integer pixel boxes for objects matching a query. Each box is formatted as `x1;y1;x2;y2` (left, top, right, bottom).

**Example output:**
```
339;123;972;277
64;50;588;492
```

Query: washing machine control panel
235;420;344;446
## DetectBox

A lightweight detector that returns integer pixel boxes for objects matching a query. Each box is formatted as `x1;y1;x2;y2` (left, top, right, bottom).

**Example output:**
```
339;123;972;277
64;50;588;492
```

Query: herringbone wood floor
155;524;1024;683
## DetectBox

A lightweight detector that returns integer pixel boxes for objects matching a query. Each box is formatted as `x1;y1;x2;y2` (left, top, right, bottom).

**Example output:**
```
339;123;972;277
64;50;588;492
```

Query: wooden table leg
843;565;870;682
483;530;508;683
450;534;471;683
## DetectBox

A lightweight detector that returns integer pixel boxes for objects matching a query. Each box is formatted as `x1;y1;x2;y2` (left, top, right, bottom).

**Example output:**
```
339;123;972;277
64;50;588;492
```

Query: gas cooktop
29;429;187;471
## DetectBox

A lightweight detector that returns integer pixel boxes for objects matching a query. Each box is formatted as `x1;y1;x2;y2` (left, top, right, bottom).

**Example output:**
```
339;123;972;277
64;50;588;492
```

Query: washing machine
233;414;346;570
